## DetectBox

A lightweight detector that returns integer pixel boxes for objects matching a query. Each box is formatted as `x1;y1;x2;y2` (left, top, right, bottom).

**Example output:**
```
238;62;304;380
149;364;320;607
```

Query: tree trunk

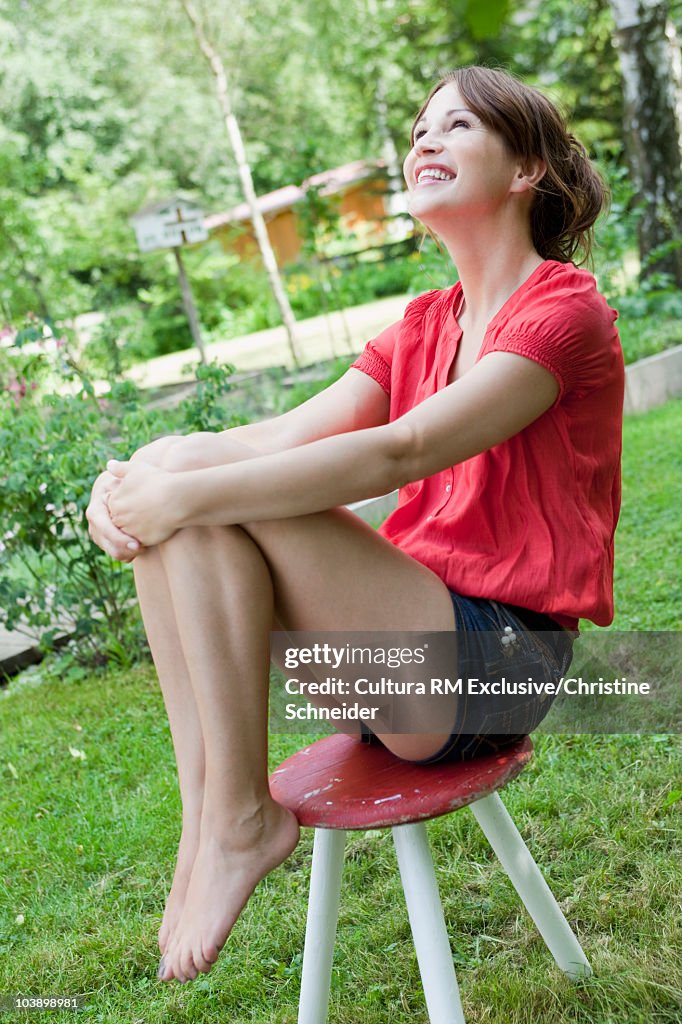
609;0;682;285
180;0;301;366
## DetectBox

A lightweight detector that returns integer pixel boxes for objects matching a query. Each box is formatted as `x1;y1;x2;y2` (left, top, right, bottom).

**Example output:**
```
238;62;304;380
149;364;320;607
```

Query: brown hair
411;66;608;266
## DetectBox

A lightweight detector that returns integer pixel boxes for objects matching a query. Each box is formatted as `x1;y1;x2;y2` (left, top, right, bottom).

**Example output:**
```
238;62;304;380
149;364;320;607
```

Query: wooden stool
270;733;590;1024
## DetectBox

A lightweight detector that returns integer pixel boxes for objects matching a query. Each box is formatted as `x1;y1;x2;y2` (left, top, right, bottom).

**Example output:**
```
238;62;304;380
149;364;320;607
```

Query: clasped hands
86;459;182;562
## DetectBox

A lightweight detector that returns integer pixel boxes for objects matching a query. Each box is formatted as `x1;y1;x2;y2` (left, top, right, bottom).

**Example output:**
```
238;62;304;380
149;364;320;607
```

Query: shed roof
205;159;387;229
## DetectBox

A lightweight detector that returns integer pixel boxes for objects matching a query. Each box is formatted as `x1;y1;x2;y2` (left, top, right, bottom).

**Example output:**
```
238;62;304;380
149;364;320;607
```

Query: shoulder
502;261;617;335
489;261;622;398
403;284;461;329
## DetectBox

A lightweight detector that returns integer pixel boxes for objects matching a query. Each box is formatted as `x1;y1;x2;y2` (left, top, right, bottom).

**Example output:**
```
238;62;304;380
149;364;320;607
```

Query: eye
413;127;427;141
450;118;471;130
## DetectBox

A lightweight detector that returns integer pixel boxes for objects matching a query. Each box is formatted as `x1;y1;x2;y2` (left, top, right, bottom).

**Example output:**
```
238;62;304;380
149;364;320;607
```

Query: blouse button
445;484;451;492
426;515;433;521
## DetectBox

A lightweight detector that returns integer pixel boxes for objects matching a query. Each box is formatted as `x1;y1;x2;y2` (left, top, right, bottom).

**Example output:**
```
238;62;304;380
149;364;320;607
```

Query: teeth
417;168;455;183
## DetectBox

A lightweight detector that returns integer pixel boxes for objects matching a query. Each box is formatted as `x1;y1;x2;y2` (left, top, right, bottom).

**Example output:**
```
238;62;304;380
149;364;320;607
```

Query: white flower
15;914;24;926
4;530;15;540
69;747;86;761
39;482;48;494
0;541;5;553
45;503;56;513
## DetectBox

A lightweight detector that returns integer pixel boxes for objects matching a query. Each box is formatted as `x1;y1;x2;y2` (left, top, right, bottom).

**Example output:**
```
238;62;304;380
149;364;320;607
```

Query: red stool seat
269;732;533;829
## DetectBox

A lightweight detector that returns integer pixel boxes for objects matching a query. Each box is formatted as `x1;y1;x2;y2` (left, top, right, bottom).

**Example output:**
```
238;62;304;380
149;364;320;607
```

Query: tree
179;0;301;365
608;0;682;283
1;0;671;362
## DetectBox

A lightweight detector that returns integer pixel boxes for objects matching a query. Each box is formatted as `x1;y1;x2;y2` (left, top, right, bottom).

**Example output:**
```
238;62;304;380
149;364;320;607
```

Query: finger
106;459;130;478
101;470;121;491
103;541;137;563
87;504;141;557
99;487;141;547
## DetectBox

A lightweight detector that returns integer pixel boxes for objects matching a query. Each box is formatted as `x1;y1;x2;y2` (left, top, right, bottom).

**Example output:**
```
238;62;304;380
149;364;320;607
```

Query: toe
201;938;220;968
160;941;180;982
179;943;198;982
192;939;216;974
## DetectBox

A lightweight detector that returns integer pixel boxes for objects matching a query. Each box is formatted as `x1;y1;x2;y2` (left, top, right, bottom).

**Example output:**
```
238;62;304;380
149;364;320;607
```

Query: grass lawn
0;400;680;1023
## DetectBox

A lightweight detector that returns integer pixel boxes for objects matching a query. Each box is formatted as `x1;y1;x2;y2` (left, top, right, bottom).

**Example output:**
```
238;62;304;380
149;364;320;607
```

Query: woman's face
403;83;526;231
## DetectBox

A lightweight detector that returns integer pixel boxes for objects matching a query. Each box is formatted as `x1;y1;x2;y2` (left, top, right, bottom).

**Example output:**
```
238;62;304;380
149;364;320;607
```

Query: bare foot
157;798;300;982
158;826;201;955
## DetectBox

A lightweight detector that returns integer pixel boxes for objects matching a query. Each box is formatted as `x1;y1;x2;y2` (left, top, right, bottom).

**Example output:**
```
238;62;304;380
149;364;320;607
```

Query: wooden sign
131;198;208;253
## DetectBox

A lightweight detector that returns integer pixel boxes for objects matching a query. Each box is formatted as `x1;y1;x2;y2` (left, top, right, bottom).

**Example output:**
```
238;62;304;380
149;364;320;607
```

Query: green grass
611;400;681;630
0;401;680;1023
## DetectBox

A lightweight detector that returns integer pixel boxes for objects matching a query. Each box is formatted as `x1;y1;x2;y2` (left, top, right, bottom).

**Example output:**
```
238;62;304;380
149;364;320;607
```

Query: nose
414;129;444;155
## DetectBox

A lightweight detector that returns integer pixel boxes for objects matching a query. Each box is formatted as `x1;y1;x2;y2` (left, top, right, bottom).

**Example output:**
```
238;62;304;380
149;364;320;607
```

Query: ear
510;157;547;194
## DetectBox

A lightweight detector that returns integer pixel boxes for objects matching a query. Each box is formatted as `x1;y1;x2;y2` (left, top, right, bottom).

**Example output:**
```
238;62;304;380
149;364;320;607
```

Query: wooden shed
205;160;391;265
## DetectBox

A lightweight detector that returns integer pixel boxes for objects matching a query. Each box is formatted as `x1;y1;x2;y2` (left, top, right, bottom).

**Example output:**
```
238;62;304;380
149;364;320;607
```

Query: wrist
170;470;198;530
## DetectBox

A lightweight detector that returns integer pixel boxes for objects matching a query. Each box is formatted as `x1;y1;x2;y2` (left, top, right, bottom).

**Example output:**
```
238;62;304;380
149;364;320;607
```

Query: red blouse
351;260;624;629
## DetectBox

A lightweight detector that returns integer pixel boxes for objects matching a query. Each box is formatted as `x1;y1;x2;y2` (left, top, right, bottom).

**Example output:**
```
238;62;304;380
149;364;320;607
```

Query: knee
130;434;183;468
161;524;259;565
160;433;263;473
163;523;227;550
160;434;215;472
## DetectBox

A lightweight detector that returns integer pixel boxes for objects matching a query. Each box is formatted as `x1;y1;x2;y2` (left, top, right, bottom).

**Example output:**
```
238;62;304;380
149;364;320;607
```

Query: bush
283;237;455;321
0;322;242;669
593;160;682;362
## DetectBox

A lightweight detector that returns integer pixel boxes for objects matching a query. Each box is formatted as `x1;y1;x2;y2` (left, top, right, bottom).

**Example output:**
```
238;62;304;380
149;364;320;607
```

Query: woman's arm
146;367;391;471
107;352;559;545
87;368;389;559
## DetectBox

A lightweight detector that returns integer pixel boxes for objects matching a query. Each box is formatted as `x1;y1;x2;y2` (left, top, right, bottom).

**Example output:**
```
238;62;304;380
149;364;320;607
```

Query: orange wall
212;179;389;265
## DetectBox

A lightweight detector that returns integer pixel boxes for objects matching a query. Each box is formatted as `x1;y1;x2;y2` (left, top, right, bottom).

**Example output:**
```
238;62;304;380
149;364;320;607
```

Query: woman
87;66;624;984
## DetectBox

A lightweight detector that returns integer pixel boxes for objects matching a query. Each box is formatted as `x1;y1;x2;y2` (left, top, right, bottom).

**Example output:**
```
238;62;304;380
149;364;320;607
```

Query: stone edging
623;344;682;414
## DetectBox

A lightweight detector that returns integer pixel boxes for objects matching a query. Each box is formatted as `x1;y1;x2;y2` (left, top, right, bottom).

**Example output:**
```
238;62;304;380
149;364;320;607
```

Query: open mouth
416;168;456;185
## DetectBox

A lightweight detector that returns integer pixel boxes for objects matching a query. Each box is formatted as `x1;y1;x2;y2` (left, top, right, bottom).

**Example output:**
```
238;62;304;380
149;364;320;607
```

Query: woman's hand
106;459;184;548
86;470;142;563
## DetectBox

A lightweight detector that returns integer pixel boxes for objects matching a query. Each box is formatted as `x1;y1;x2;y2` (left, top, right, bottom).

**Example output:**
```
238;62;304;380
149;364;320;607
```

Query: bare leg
131;432;272;954
157;525;301;983
133;549;206;955
156;508;455;983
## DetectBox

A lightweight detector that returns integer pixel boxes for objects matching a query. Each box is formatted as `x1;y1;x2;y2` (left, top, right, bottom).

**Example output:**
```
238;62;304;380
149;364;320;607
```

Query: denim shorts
362;592;575;764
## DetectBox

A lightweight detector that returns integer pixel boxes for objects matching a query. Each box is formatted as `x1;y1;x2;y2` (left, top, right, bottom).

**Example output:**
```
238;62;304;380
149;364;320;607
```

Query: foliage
0;0;659;364
0;322;241;668
613;281;682;364
592;160;682;362
281;236;452;323
272;358;351;415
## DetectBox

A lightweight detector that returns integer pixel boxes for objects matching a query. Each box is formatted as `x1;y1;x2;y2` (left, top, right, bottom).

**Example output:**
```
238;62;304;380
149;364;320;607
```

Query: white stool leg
298;827;346;1024
392;822;466;1024
470;792;591;979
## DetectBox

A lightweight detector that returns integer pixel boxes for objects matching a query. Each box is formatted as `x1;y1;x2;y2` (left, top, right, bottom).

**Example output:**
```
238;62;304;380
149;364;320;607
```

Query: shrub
593;160;682;362
0;322;241;669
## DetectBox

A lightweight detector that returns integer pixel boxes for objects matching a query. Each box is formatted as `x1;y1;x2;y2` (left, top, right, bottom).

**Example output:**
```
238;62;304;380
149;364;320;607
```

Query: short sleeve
350;320;401;396
487;266;620;399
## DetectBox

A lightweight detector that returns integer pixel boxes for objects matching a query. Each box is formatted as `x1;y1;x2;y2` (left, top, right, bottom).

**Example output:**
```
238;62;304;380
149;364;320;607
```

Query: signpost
131;197;209;364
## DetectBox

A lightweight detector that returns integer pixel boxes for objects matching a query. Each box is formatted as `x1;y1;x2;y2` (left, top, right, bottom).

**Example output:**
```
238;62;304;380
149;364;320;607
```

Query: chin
407;199;449;233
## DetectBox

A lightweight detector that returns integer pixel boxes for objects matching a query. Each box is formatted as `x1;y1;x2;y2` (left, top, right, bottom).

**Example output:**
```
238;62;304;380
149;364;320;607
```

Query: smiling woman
87;65;623;988
406;66;607;265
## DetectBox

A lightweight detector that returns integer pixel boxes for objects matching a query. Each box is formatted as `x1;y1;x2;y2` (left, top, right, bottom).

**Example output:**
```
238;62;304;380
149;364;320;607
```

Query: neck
438;214;544;328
